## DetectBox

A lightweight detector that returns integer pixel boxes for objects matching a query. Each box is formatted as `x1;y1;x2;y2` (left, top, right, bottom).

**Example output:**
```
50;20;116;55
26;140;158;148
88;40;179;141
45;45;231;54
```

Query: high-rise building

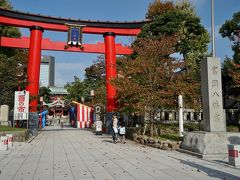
39;55;55;87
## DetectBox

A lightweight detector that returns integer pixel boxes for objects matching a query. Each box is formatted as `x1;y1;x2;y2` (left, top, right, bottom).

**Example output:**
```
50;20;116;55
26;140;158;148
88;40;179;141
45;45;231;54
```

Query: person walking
112;114;118;144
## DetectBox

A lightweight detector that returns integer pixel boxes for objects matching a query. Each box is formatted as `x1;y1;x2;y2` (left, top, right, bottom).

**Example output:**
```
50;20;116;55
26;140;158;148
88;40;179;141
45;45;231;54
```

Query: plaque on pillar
65;23;85;50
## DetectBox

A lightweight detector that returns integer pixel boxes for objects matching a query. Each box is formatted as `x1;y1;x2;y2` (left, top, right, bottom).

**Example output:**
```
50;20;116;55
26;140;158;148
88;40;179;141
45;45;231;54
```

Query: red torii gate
0;8;147;113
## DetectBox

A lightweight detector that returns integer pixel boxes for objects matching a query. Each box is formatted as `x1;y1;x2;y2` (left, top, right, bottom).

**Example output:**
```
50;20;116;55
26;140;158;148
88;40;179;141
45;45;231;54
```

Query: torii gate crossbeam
0;37;132;54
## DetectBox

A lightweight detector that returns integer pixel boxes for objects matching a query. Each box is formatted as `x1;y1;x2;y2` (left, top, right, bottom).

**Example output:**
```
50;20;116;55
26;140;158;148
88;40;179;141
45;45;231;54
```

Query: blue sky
9;0;240;86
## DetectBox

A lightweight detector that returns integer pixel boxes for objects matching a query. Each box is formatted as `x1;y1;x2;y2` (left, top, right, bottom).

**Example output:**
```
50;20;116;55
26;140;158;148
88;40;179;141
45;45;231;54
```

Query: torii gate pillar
26;26;44;112
103;32;117;112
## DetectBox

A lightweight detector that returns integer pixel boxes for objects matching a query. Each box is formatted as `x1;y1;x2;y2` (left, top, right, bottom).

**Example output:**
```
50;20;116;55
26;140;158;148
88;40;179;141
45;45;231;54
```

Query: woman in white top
112;115;118;144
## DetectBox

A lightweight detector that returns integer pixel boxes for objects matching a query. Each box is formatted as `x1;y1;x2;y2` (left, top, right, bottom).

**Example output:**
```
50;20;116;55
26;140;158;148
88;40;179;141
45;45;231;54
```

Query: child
118;119;126;144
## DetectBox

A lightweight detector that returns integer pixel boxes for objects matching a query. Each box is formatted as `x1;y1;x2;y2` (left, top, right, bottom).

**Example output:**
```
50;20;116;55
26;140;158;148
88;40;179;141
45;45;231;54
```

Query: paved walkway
0;124;240;180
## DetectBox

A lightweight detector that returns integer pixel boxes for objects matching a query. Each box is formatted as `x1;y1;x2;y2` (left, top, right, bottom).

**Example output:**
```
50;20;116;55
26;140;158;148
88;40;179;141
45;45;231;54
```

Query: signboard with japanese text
67;25;84;46
14;91;29;120
201;57;226;132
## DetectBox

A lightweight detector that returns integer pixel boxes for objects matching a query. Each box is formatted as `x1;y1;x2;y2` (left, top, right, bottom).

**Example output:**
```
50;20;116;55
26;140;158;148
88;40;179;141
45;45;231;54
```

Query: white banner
14;91;29;120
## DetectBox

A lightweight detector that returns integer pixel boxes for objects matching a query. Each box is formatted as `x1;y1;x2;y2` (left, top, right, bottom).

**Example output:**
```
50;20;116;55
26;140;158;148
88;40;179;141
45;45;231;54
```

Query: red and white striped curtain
76;103;93;128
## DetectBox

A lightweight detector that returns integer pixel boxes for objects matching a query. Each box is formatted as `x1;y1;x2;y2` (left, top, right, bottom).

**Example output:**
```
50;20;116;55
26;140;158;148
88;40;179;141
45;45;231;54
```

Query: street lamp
90;90;95;106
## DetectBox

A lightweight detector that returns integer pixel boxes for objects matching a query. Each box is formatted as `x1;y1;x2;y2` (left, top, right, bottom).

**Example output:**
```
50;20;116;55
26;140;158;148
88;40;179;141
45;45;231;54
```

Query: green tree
139;0;209;77
220;11;240;104
220;11;240;63
115;36;200;136
65;55;107;107
113;0;206;136
0;0;12;9
65;76;85;102
0;0;21;57
146;0;174;20
84;55;106;107
38;86;52;104
0;49;28;108
0;0;28;108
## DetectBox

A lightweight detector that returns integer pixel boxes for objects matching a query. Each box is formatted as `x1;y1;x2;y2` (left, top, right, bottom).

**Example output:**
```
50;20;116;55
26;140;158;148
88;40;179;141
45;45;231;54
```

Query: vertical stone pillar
103;32;117;112
178;95;184;137
0;105;9;126
190;111;194;121
169;112;173;121
201;57;226;132
161;111;165;121
26;26;44;112
198;112;202;121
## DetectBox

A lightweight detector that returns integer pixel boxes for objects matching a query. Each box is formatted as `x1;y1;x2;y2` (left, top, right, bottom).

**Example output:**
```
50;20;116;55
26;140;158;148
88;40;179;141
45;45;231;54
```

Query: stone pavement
0;124;240;180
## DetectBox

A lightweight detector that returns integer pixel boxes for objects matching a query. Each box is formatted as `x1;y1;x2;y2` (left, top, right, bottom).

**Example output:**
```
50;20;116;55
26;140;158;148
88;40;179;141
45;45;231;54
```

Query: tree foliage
84;55;106;106
146;0;174;20
115;36;200;115
64;55;107;108
220;11;240;102
38;86;51;104
0;0;28;109
115;0;207;113
139;0;209;77
112;0;206;136
0;0;12;9
220;11;240;62
65;76;85;102
0;0;21;57
0;50;28;108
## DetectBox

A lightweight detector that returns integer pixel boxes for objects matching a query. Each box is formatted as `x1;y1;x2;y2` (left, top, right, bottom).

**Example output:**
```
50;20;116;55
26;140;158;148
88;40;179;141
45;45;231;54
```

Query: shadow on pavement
102;140;114;143
228;136;240;144
96;136;112;138
181;160;240;180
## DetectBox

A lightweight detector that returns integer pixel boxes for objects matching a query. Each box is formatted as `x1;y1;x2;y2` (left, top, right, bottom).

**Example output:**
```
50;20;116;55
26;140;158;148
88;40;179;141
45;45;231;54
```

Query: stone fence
143;109;240;124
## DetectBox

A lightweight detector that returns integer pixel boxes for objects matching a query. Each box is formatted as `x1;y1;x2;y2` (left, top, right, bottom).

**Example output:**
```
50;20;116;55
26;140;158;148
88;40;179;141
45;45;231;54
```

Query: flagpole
211;0;215;57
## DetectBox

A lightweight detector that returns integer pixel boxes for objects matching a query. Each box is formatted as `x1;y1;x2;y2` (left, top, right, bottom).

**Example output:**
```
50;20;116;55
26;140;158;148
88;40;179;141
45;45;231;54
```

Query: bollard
6;134;13;148
0;136;8;150
178;95;184;137
96;121;102;135
228;144;240;167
